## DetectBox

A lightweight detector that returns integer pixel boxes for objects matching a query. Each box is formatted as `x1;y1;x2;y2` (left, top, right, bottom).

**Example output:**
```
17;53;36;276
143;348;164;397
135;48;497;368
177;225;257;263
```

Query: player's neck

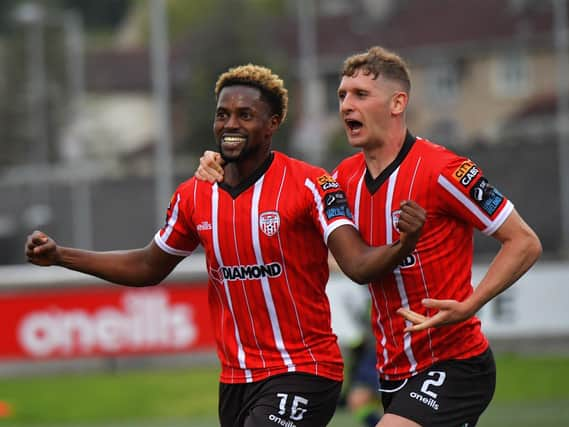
363;127;407;179
224;150;272;187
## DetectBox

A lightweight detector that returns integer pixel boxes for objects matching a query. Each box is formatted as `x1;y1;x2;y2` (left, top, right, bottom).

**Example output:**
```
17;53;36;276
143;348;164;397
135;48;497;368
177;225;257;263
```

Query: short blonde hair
215;64;288;123
342;46;411;93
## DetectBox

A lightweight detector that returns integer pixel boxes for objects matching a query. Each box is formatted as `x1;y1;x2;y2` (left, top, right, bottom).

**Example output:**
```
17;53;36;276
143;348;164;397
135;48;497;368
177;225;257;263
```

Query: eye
215;110;227;120
356;90;368;98
240;111;253;120
338;91;346;101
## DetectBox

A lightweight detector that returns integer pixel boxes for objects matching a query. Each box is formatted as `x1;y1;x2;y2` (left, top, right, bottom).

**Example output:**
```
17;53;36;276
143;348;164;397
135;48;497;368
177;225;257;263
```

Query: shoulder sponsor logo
325;191;347;206
317;174;340;190
209;262;283;283
324;190;352;220
470;177;504;216
196;221;212;231
259;211;280;237
453;160;480;187
325;205;352;219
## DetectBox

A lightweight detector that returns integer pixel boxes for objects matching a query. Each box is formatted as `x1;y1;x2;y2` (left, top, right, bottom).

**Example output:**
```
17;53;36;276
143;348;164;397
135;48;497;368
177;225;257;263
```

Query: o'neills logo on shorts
209;262;283;283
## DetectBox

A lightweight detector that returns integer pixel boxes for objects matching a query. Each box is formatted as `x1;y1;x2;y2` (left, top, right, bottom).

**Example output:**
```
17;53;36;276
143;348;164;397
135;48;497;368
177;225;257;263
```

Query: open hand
397;298;475;332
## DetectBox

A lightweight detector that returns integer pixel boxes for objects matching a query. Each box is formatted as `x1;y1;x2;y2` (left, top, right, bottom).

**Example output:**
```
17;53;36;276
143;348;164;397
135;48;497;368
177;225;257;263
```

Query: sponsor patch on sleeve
470;177;504;216
317;174;340;191
324;191;353;220
453;160;480;187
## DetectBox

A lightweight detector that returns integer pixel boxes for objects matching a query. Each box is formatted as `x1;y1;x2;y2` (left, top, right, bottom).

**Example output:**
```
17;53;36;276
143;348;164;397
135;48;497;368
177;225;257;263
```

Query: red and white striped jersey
333;133;514;381
155;152;354;384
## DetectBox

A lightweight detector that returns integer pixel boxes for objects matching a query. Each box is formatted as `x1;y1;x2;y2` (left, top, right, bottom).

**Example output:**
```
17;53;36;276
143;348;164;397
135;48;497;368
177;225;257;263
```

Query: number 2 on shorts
420;370;446;399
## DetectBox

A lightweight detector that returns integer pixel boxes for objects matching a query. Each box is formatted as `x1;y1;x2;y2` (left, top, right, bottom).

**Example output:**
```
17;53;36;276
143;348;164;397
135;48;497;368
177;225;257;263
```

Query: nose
340;94;353;114
224;113;239;129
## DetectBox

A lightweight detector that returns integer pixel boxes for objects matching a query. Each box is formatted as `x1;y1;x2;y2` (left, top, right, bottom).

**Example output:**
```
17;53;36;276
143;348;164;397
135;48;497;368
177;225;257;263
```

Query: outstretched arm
328;200;426;284
25;230;184;287
398;208;542;332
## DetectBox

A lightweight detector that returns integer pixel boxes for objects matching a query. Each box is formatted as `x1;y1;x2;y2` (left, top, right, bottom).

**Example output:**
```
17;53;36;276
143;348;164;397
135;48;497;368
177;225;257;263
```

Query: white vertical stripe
211;184;252;382
386;169;418;374
407;157;421;200
232;198;268;370
370;285;389;375
210;275;233;380
413;251;436;363
354;170;366;228
252;177;294;370
406;157;435;362
274;168;319;371
161;193;180;242
193;180;197;209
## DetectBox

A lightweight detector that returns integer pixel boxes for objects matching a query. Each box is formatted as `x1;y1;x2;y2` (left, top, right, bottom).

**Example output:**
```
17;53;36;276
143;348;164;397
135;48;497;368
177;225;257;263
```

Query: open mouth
345;119;363;131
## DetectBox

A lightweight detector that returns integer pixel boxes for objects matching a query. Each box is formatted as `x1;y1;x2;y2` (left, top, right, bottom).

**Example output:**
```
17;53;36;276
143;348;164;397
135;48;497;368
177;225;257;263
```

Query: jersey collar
365;131;416;195
219;152;275;198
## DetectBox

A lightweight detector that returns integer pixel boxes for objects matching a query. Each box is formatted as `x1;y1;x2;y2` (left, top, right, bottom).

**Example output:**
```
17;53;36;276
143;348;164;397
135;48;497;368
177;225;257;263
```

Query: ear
391;92;408;116
268;114;281;133
270;114;281;132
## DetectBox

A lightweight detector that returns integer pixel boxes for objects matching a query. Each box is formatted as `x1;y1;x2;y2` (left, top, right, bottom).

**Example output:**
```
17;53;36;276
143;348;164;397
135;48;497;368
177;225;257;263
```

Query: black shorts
379;348;496;427
219;372;342;427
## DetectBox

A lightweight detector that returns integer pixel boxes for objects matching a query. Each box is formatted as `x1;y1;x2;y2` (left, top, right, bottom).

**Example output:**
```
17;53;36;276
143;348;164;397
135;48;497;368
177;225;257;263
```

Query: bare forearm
467;235;542;314
57;246;164;286
329;225;413;284
346;240;412;284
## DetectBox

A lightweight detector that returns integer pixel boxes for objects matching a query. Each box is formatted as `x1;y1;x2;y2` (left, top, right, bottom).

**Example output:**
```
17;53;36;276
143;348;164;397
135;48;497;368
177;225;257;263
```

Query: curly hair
342;46;411;93
215;64;288;123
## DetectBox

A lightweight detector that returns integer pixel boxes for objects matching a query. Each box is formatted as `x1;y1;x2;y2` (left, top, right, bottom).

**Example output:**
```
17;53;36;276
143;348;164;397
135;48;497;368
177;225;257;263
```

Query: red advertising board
0;283;215;360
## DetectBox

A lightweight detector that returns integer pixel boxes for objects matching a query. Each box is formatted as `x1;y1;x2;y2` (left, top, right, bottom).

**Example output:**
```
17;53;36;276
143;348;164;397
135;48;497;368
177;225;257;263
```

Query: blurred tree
61;0;131;29
0;8;68;167
0;0;293;168
132;0;293;158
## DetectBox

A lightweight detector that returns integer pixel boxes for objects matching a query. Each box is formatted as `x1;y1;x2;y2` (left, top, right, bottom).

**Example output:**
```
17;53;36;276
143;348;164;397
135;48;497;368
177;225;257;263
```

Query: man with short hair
334;46;542;427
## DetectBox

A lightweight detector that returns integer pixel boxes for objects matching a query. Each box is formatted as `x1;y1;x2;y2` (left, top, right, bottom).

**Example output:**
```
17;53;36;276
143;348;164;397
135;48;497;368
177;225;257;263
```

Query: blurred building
279;0;565;149
0;0;567;263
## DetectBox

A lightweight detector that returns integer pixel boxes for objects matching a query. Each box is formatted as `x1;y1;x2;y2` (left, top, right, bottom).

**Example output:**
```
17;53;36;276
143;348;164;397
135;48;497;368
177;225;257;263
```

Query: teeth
223;136;246;143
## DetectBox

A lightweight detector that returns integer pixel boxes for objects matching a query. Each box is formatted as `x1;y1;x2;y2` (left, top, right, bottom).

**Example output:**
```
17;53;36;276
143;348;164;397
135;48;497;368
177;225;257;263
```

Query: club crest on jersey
392;209;401;232
259;211;280;237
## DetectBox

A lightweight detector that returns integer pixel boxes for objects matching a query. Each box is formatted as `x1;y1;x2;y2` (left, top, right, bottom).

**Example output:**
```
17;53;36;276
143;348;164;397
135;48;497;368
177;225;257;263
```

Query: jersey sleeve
153;181;200;256
436;157;514;235
304;171;356;244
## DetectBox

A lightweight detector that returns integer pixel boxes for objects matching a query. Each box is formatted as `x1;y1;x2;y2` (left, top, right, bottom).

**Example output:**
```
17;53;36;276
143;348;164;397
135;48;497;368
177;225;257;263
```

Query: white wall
326;261;569;341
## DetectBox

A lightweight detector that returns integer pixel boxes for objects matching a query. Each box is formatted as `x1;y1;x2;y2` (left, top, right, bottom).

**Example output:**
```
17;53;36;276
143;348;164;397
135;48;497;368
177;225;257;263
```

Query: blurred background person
326;261;382;427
